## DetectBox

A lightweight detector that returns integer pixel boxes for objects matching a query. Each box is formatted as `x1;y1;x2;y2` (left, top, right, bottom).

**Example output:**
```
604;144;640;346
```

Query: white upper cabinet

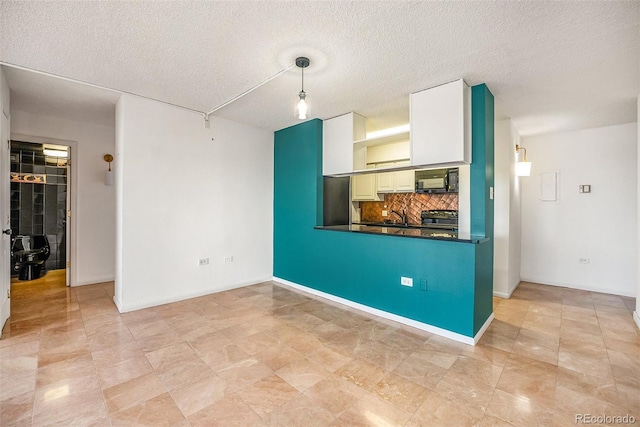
323;112;366;176
375;161;414;193
410;79;471;167
352;173;380;201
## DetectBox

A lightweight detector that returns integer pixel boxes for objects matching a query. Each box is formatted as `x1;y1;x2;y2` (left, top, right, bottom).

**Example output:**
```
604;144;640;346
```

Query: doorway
9;141;70;287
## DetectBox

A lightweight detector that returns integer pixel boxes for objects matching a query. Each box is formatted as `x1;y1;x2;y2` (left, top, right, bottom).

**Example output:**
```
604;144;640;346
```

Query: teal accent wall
274;85;495;338
470;84;495;333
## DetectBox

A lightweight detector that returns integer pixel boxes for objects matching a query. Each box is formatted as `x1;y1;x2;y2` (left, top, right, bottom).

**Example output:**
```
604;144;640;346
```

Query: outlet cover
579;257;590;264
382;210;388;217
199;258;209;266
401;277;413;287
223;256;234;263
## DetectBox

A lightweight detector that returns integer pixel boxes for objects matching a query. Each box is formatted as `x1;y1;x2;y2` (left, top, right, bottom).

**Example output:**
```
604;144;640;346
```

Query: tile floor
1;271;639;426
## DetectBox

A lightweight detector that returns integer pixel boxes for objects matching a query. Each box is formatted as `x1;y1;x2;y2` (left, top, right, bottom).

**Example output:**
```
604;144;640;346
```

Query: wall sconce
104;154;114;186
515;144;531;177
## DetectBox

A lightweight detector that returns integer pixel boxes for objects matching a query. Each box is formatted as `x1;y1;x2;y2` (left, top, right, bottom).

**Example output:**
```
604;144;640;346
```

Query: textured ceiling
1;1;638;136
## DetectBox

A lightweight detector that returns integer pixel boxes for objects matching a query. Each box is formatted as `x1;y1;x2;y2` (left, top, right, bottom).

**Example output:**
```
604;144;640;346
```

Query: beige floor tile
103;372;166;414
254;343;303;371
486;389;554;427
237;374;299;418
110;392;188;426
276;358;330;392
3;275;639;427
372;371;430;413
335;358;387;392
302;374;364;416
435;369;495;411
0;391;34;426
216;358;273;392
406;388;485;427
35;352;97;388
188;393;262;427
392;351;449;389
556;366;618;406
170;372;231;417
91;339;144;368
331;391;411;427
353;340;408;371
32;374;107;426
96;353;154;389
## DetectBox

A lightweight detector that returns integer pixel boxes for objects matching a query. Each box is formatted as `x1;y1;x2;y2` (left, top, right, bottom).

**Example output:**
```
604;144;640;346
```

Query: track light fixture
296;57;310;120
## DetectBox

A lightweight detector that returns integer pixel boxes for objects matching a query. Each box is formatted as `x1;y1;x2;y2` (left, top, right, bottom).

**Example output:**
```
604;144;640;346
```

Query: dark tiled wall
360;193;458;224
10;141;68;272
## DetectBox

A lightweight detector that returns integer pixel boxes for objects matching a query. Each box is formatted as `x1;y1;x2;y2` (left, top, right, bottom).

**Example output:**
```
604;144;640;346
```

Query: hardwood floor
1;272;638;426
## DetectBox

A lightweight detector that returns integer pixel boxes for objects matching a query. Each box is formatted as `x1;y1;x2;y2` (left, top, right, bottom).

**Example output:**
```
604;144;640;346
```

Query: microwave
415;168;459;194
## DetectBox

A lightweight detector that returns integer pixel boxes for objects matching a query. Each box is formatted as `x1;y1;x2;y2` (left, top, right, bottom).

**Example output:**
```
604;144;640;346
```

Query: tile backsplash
360;193;458;224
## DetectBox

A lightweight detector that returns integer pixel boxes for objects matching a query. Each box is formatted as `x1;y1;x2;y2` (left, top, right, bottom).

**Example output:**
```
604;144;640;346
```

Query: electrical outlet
223;256;234;263
579;185;591;193
489;186;494;200
401;277;413;287
579;257;590;264
382;210;388;217
199;258;209;266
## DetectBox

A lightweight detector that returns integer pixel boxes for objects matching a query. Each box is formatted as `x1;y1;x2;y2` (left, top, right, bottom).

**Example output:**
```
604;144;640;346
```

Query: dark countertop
314;224;489;244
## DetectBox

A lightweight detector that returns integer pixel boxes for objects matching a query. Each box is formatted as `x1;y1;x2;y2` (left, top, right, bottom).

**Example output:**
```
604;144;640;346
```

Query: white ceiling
1;1;638;136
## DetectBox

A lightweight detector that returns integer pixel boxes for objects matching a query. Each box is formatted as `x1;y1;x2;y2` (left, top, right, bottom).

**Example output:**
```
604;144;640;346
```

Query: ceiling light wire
0;61;207;117
0;61;298;130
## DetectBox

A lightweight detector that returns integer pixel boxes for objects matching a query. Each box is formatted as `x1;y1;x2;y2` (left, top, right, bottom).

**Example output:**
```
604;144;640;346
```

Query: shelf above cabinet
354;131;410;148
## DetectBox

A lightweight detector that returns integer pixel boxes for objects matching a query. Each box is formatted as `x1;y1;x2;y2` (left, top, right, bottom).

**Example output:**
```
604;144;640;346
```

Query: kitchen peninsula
273;84;494;345
316;223;489;244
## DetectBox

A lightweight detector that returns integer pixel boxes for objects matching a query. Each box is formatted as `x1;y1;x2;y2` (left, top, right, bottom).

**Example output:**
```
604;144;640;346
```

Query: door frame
1;110;10;334
10;133;78;287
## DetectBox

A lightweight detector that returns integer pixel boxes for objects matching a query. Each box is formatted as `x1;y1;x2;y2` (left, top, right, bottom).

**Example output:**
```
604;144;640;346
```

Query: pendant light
296;57;310;120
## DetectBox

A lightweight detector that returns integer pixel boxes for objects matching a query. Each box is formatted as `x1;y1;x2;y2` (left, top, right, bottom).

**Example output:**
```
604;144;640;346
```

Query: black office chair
11;235;51;280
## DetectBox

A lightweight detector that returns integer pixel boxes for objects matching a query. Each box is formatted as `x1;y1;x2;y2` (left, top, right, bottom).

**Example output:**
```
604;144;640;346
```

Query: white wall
10;110;116;286
635;96;640;329
521;123;637;297
1;67;11;333
493;119;522;298
115;95;273;312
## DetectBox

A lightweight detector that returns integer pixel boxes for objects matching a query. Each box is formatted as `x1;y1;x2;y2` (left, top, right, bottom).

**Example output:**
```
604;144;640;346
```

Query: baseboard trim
474;313;494;344
115;276;273;313
73;277;115;287
273;277;492;346
493;282;520;299
519;277;636;298
634;311;640;331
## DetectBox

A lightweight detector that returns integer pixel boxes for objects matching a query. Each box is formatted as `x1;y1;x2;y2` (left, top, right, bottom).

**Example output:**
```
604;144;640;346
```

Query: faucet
390;209;407;225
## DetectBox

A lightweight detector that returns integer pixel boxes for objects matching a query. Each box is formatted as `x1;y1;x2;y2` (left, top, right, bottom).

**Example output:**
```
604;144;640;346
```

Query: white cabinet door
375;163;394;193
410;79;470;167
375;172;394;193
395;169;415;192
352;173;379;201
323;112;366;176
376;162;414;193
